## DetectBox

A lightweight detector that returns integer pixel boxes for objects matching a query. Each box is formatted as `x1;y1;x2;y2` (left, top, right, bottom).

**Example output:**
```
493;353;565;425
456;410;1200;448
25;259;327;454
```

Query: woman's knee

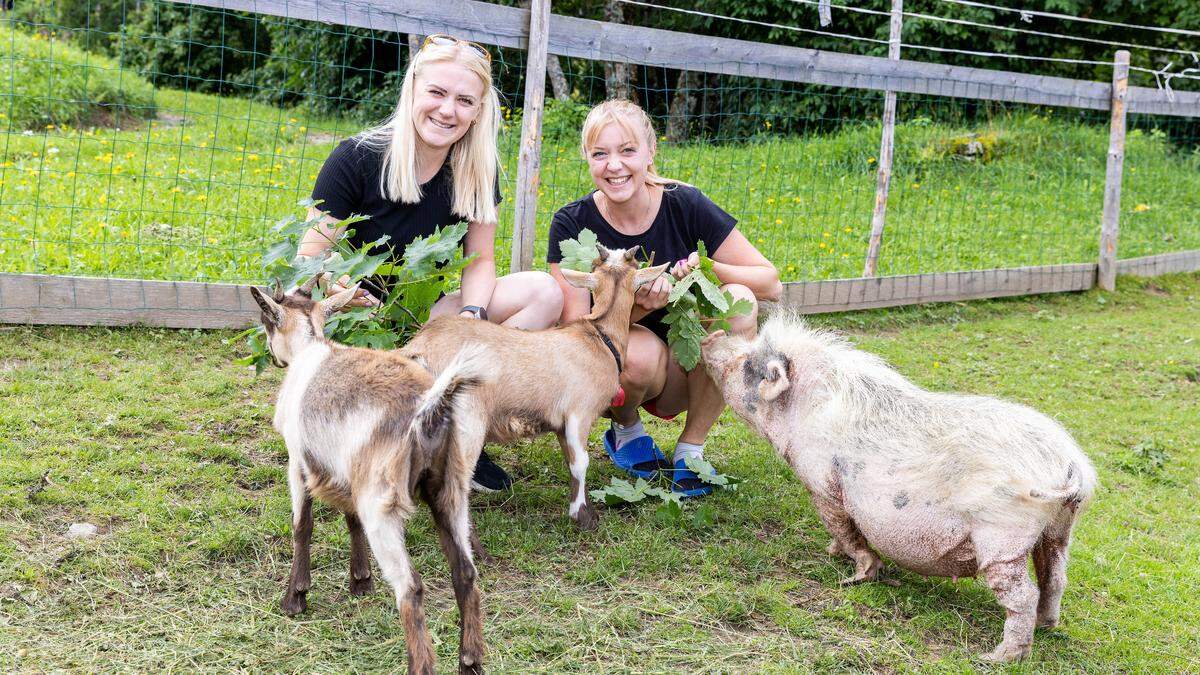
620;327;667;395
519;271;564;321
721;283;759;336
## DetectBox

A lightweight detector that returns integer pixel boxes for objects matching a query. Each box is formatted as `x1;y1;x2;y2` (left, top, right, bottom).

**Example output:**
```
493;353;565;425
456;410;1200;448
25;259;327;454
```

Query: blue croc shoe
602;429;671;479
669;457;715;498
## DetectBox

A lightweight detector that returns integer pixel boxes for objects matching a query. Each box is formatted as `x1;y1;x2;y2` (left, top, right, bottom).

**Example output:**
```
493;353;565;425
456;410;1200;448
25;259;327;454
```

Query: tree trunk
603;0;635;101
666;70;698;142
547;52;570;101
518;0;570;101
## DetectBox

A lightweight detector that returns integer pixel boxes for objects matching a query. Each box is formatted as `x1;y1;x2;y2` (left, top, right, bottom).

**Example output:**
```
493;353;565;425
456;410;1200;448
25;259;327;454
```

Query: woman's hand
634;273;671;312
671;251;701;280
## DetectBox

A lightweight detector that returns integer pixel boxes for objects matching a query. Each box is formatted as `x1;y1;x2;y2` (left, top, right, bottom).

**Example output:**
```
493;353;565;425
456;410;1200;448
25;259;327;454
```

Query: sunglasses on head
421;34;491;63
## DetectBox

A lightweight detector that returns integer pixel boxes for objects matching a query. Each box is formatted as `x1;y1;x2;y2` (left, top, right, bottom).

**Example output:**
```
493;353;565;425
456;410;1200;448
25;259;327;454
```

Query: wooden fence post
1098;50;1130;291
511;0;551;274
862;0;902;277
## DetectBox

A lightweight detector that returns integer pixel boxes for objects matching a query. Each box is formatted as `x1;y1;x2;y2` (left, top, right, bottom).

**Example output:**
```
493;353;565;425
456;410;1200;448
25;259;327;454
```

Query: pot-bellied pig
700;315;1096;662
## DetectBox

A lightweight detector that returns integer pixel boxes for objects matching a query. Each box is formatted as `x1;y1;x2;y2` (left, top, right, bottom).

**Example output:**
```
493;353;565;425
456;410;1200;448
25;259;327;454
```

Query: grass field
2;28;1198;284
2;273;1197;671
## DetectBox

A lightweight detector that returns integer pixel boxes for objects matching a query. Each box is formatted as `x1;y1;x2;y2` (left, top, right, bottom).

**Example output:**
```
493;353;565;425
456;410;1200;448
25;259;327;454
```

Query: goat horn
625;245;642;263
298;274;321;294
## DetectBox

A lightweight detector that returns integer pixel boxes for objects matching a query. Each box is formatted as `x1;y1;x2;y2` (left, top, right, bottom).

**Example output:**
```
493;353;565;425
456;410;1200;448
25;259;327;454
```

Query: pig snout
700;330;736;369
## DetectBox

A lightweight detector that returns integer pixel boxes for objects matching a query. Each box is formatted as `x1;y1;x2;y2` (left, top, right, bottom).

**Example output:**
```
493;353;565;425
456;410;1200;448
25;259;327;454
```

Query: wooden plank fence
1;0;1197;329
5;251;1196;329
170;0;1200;117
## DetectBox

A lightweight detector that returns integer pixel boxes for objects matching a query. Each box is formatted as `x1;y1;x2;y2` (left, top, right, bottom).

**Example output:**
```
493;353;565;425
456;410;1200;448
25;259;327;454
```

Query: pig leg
1032;507;1077;629
979;556;1038;662
812;494;883;585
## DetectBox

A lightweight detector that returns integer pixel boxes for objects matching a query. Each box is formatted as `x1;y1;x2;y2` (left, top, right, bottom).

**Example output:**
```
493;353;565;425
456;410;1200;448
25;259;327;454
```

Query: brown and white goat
251;284;490;675
401;245;669;530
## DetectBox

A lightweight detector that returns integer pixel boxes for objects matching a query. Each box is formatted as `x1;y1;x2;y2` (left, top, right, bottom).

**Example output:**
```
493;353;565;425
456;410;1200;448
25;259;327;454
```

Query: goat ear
250;286;283;326
633;262;670;289
319;284;359;316
758;357;791;402
560;267;599;290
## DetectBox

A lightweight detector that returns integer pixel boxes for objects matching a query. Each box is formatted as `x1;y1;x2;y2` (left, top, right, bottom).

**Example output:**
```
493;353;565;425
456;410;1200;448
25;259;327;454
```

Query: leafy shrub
0;26;155;129
119;3;263;95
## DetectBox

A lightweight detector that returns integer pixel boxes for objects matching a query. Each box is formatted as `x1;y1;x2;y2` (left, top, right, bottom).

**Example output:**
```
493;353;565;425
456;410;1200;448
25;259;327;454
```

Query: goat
700;315;1097;662
400;245;669;530
251;283;491;675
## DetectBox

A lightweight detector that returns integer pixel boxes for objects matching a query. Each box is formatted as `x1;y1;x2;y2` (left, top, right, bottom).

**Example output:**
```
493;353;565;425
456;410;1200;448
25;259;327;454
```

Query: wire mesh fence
0;0;1197;325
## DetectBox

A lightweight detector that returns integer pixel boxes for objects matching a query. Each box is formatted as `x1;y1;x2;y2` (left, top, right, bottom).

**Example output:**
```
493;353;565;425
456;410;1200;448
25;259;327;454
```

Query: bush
119;2;263;95
0;26;156;129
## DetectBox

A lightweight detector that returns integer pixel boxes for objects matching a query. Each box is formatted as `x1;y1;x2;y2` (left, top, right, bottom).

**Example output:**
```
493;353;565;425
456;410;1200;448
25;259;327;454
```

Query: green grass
2;273;1198;671
0;26;155;130
0;31;1197;284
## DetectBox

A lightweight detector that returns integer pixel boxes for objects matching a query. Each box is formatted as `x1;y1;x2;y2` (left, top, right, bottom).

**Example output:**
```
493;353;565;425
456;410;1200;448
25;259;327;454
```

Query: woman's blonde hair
580;99;683;188
357;40;502;224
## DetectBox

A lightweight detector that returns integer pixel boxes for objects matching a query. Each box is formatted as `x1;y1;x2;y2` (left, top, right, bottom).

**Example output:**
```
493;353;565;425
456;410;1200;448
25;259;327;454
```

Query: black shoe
471;450;513;493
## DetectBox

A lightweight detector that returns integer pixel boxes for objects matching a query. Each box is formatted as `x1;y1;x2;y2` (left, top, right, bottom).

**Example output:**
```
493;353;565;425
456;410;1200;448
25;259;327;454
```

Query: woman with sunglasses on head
301;35;563;492
547;99;782;497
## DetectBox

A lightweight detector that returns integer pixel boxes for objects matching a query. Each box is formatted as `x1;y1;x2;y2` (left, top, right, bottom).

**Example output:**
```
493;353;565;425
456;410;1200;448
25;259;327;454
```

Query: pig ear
319;284;359;316
250;286;283;327
758;357;791;402
560;267;599;290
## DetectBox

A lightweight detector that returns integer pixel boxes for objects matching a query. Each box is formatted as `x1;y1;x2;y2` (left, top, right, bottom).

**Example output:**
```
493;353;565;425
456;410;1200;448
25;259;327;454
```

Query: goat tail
407;343;490;466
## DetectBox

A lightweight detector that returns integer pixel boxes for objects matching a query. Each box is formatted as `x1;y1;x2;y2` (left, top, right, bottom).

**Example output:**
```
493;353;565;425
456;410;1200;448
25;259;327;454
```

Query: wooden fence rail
171;0;1200;118
5;250;1197;329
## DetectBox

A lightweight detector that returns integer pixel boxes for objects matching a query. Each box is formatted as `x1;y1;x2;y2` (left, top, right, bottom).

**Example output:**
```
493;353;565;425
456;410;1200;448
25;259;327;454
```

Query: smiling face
585;121;656;205
411;59;485;152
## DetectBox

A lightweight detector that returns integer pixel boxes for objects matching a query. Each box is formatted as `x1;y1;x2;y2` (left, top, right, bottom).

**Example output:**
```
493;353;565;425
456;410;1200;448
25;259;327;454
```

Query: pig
700;315;1097;662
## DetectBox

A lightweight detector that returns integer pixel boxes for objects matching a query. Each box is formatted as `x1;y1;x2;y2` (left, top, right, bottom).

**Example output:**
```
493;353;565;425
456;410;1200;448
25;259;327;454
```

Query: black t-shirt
310;138;500;261
547;184;736;341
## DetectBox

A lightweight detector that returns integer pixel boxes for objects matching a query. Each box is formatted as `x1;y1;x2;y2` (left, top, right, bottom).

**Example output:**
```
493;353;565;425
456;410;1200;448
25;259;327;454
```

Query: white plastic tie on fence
818;0;832;27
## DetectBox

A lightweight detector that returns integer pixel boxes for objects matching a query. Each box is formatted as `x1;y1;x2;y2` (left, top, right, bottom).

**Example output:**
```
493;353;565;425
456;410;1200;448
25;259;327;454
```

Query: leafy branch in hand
557;230;752;372
663;241;752;371
233;199;471;373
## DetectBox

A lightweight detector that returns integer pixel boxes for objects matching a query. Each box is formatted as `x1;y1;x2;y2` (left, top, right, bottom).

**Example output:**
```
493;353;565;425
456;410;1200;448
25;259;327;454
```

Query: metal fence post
1099;50;1130;292
862;0;902;278
511;0;551;274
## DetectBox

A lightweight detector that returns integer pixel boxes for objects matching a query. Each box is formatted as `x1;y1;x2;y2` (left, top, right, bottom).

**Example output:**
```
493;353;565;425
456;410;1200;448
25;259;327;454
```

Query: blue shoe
669;457;715;498
602;429;671;479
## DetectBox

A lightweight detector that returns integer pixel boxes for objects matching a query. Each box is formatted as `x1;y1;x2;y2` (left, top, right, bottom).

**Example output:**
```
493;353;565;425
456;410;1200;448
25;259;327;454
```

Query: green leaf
691;503;717;528
655;498;684;525
399;223;469;279
693;272;730;313
559;228;600;272
684;455;742;489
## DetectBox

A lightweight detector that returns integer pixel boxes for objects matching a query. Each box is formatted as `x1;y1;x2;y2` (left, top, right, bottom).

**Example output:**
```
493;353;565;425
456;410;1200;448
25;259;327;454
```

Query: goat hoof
459;653;484;675
1036;614;1060;629
280;591;307;616
349;575;374;596
573;506;599;531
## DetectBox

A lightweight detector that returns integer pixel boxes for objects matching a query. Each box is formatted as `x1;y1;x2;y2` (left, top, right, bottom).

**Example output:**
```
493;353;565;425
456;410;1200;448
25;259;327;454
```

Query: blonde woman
548;99;782;497
302;35;563;491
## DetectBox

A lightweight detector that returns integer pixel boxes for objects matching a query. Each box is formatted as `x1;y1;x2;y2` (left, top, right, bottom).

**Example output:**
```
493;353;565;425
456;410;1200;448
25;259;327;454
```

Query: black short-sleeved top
547;184;737;342
310;138;500;261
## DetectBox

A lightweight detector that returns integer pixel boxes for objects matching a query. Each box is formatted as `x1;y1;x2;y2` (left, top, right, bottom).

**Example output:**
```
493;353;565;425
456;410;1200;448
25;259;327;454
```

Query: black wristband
461;305;488;321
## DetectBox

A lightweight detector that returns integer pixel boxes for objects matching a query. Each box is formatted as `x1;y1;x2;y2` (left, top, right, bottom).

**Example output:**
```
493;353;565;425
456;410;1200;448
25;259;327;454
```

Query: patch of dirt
1145;283;1171;297
0;358;30;373
154;112;191;127
304;131;340;145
